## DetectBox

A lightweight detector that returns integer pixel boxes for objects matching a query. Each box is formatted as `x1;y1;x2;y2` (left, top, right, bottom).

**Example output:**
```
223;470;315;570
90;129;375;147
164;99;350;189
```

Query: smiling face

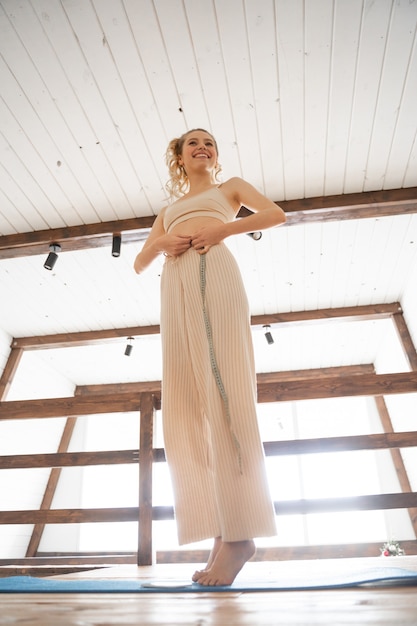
178;129;219;177
165;128;222;197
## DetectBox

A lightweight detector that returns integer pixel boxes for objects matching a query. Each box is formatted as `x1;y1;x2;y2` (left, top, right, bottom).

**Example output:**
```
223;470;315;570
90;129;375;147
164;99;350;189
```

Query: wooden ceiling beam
2;491;416;524
25;417;78;558
0;217;154;260
257;371;417;403
280;186;417;225
0;449;140;470
275;493;417;515
0;347;23;400
263;431;417;456
251;302;401;327
11;303;401;350
12;326;161;350
73;365;375;397
0;188;416;260
392;311;417;371
0;393;141;420
2;431;416;470
1;371;417;420
374;395;417;534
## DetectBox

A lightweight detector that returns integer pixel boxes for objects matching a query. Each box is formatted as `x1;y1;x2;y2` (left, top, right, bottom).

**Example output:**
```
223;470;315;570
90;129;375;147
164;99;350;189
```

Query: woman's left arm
190;177;286;251
223;177;286;235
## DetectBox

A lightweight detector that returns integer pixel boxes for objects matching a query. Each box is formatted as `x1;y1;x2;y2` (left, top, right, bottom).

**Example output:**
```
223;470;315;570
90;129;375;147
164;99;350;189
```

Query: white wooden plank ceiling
1;0;417;386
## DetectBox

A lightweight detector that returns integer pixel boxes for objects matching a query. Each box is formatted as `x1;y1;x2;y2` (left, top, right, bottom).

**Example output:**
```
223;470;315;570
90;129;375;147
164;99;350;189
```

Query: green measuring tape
200;253;242;473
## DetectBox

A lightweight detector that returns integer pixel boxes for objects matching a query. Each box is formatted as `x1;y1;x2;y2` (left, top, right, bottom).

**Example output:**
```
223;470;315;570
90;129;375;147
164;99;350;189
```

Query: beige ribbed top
163;186;236;233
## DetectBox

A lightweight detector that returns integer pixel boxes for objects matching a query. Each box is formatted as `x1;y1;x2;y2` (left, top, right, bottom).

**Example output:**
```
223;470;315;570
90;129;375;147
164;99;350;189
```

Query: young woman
134;129;286;586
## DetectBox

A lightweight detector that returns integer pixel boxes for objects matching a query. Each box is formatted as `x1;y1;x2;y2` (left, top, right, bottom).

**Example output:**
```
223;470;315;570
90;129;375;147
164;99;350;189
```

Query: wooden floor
1;556;417;625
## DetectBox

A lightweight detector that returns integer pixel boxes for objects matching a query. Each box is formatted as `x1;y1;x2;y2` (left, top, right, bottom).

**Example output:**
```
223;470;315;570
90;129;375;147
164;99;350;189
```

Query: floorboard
1;556;416;625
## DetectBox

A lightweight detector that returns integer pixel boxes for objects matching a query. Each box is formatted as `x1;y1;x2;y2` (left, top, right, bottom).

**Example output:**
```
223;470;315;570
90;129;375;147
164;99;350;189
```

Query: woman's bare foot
192;537;223;582
193;540;255;586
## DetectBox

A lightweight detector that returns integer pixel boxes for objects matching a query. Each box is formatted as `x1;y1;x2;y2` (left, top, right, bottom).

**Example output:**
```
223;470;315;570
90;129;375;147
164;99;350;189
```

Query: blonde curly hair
165;128;222;198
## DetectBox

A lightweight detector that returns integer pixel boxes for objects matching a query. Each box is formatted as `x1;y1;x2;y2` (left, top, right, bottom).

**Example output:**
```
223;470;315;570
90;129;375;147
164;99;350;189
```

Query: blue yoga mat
0;567;417;593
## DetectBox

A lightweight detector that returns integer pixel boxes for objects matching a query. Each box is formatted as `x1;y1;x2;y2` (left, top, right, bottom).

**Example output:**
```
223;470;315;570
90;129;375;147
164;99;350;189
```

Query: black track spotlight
43;243;61;271
112;234;122;257
263;324;274;345
124;336;134;356
247;231;262;241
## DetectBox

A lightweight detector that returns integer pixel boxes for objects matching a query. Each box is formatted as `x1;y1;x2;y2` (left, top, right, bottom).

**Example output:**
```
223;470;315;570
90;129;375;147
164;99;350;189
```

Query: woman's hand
190;224;226;254
159;233;192;257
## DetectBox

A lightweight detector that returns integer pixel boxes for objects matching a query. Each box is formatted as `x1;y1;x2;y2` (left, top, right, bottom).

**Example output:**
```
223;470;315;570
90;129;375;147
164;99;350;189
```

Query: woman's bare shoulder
220;177;261;205
220;176;245;190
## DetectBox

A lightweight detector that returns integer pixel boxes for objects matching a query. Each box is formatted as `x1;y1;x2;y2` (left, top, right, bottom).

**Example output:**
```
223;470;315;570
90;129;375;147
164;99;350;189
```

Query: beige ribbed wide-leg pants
160;243;276;545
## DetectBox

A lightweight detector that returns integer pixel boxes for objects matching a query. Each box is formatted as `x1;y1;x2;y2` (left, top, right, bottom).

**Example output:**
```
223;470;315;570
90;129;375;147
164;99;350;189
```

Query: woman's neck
187;173;215;195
